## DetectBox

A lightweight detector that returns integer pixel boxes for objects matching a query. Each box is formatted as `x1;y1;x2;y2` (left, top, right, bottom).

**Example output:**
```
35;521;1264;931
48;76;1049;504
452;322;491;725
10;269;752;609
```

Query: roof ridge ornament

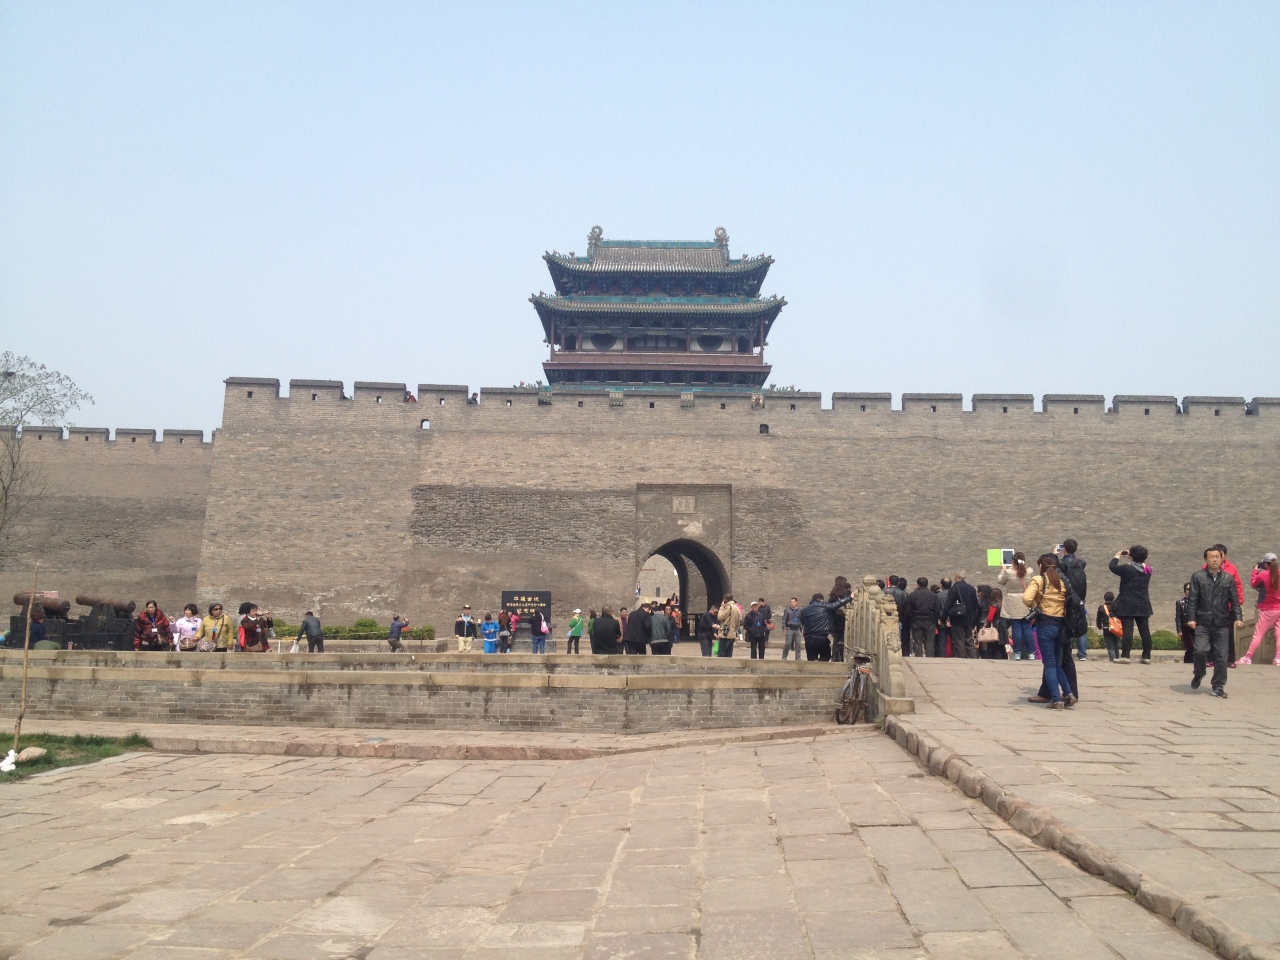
587;225;603;257
714;226;728;249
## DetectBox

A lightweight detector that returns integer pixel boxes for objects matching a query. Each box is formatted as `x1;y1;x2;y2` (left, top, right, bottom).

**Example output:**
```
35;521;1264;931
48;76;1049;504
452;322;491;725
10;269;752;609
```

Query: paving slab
900;658;1280;953
0;728;1218;959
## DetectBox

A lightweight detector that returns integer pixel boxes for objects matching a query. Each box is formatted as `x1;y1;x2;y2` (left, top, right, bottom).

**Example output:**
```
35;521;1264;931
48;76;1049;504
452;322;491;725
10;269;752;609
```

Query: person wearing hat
454;605;478;652
744;600;770;659
1240;551;1280;665
567;608;585;654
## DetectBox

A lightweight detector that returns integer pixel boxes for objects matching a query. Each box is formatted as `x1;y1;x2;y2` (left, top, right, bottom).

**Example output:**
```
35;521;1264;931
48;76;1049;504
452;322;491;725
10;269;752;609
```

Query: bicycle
834;649;873;725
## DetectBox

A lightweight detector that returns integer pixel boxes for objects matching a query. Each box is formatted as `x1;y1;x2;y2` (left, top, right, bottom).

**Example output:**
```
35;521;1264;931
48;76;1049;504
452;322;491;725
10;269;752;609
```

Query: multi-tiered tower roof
532;226;785;390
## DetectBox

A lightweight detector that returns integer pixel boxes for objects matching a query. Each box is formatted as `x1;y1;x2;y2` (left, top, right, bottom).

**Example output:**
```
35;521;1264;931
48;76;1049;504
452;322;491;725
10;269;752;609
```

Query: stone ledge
0;664;843;692
882;715;1274;960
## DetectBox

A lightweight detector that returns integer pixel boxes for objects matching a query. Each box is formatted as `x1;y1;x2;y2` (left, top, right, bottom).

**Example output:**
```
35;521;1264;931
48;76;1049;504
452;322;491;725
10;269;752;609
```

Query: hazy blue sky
2;2;1277;434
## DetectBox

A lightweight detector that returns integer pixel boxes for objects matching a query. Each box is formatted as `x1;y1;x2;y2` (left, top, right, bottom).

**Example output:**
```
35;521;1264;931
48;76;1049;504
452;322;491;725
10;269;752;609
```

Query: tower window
759;424;769;435
375;395;382;403
506;399;512;407
1144;408;1150;416
1073;407;1079;414
246;390;253;399
312;393;319;401
439;397;446;405
577;400;584;408
1214;409;1220;416
130;437;136;442
931;405;937;413
720;403;726;410
790;403;796;411
649;402;655;409
420;419;430;430
860;405;866;412
179;437;184;444
1002;406;1008;413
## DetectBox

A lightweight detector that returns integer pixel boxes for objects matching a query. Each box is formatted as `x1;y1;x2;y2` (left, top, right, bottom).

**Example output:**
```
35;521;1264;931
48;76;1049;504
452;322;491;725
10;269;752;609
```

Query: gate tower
533;226;786;390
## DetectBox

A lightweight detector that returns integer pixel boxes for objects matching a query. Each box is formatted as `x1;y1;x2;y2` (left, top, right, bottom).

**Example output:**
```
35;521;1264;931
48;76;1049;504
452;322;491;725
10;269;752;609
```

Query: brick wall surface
6;382;1276;633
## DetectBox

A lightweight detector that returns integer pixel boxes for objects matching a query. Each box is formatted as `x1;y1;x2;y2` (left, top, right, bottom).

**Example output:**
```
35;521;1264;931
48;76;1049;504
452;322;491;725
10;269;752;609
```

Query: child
1096;591;1123;662
480;613;499;654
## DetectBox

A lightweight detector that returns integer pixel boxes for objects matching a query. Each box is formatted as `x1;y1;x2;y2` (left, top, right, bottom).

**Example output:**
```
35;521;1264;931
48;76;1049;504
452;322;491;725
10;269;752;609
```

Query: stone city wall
5;381;1278;634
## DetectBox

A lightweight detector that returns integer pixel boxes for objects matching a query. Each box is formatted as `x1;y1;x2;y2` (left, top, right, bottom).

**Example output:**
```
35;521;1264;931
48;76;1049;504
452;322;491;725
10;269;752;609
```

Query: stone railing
844;575;914;717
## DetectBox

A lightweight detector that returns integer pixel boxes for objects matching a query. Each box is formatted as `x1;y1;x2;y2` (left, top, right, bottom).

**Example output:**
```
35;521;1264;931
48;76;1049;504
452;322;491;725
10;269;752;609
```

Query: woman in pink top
1239;552;1280;665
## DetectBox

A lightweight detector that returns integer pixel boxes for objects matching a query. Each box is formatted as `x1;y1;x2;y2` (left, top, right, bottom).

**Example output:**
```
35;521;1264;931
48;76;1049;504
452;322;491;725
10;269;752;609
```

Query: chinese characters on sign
501;591;551;620
672;496;696;514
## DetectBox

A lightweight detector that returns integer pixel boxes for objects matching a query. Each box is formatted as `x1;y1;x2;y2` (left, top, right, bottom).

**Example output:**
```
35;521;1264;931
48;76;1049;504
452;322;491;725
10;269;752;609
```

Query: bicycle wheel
834;679;855;724
850;671;869;725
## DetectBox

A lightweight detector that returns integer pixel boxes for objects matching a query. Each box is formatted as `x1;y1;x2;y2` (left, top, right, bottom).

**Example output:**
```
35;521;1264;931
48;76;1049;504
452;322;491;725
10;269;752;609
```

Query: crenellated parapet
14;426;211;448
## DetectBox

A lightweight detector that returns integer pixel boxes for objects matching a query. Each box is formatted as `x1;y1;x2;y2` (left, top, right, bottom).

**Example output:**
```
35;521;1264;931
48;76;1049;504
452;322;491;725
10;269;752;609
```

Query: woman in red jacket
1239;552;1280;665
134;601;172;651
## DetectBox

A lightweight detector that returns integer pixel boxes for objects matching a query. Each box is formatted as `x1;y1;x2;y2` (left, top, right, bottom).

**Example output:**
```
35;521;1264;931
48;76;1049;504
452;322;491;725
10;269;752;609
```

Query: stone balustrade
844;575;914;717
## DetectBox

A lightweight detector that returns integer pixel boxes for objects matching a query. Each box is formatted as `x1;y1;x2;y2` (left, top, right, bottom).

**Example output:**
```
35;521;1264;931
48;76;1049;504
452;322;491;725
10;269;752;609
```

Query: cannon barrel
74;595;136;616
11;594;72;618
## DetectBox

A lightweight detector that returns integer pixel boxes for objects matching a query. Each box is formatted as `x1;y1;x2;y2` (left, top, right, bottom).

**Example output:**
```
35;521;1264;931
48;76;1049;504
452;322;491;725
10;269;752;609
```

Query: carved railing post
842;575;914;718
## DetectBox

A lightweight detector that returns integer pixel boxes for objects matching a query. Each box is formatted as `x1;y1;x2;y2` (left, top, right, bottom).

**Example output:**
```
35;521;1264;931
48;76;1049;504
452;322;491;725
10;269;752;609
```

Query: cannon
75;596;136;618
12;593;72;619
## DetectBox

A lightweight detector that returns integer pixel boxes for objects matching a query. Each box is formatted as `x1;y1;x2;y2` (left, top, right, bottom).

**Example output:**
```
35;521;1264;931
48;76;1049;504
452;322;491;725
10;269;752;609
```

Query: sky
1;2;1277;434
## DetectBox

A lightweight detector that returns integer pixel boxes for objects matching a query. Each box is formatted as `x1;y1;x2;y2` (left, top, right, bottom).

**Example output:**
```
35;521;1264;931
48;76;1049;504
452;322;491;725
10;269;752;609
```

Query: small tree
0;353;93;563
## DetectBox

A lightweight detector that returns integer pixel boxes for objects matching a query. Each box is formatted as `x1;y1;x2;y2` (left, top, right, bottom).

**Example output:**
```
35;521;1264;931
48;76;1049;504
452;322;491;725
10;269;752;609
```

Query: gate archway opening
636;539;729;640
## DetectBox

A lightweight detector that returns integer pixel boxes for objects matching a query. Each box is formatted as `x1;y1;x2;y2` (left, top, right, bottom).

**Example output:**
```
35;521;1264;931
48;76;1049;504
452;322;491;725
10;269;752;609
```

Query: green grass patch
0;732;153;783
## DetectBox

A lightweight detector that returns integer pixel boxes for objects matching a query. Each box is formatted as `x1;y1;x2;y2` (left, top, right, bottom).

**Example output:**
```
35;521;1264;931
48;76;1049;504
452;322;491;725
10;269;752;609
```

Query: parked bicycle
835;648;873;725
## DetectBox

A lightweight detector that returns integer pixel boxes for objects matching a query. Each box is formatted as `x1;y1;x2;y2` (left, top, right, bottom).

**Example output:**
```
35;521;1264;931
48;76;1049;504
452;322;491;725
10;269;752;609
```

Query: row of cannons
6;594;137;650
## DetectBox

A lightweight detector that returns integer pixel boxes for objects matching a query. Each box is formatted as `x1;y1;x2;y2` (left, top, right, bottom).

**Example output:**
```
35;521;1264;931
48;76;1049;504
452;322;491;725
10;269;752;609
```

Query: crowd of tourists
449;578;861;663
127;601;276;652
888;539;1278;705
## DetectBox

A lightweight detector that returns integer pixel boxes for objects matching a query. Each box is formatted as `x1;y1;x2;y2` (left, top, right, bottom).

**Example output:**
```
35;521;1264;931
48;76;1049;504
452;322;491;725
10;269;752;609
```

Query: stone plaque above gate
672;495;696;514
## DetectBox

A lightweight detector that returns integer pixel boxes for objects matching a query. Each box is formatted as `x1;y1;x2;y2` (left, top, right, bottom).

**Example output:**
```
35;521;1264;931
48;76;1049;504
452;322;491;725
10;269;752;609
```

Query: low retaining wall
0;651;847;733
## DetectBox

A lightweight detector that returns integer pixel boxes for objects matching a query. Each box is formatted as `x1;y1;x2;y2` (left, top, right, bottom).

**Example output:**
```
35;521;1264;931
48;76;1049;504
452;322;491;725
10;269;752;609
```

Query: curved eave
530;296;785;338
543;253;772;274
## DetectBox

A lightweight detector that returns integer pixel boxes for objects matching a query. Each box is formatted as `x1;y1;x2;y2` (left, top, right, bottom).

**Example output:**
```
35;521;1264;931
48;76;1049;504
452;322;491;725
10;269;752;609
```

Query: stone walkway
1;728;1215;959
901;658;1280;955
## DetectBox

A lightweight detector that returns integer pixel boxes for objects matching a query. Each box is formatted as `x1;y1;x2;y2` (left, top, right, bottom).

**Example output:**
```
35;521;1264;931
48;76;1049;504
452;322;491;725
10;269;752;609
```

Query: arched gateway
640;539;729;637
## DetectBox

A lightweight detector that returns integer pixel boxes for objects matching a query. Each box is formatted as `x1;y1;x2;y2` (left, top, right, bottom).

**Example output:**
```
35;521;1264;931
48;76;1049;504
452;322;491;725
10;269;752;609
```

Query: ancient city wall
0;427;213;618
188;379;1280;633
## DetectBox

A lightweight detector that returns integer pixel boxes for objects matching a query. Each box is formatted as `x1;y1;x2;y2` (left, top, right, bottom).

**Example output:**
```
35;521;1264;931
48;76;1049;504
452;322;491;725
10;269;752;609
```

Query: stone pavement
1;728;1216;959
900;658;1280;956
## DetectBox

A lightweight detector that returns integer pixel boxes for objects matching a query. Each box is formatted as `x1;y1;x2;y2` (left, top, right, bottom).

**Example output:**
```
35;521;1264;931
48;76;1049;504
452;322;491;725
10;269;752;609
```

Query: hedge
272;621;436;642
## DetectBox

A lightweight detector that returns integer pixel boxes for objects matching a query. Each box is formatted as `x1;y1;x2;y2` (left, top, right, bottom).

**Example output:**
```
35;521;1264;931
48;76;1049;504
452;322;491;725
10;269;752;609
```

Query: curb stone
883;717;1268;960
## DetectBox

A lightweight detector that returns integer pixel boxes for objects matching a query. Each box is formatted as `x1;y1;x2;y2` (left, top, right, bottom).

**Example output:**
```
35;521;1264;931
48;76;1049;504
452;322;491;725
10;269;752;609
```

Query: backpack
1062;578;1089;639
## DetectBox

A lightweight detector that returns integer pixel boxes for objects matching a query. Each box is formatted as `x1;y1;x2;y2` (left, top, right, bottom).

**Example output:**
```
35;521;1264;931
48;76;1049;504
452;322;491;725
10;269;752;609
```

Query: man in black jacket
624;602;652;655
946;572;979;659
902;578;940;657
800;592;853;662
590;606;623;655
1188;547;1244;698
1057;539;1089;660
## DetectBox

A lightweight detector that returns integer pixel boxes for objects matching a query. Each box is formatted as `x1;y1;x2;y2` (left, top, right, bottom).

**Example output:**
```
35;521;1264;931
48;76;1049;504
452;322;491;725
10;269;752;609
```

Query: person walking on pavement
744;601;769;659
1057;539;1089;661
1109;547;1153;663
698;602;720;657
1240;553;1280;665
566;609;585;654
624;602;652;655
800;591;853;662
716;594;742;658
296;611;324;653
781;598;803;660
1022;555;1076;709
454;606;478;652
997;554;1037;661
388;614;411;652
1207;544;1245;668
946;572;979;659
1187;546;1244;697
649;604;674;655
902;578;940;657
590;606;623;655
1175;584;1195;664
828;577;854;661
196;602;234;652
